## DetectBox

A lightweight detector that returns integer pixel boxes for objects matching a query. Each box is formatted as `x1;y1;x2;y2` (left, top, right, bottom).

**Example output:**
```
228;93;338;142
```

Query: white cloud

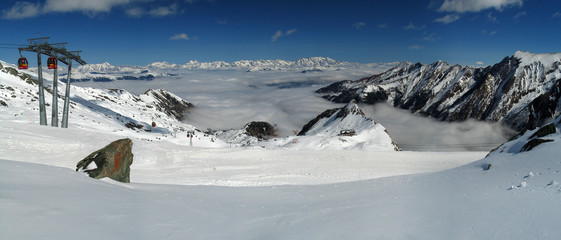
271;30;284;42
271;29;297;42
409;45;424;50
423;33;439;42
438;0;523;13
125;7;144;18
403;22;426;30
378;23;388;29
513;11;526;19
553;12;561;18
2;0;183;19
149;4;177;17
125;4;178;18
362;103;512;151
43;0;130;14
352;22;366;30
286;29;297;35
476;61;484;65
2;1;41;19
434;14;460;24
487;12;498;23
170;33;190;40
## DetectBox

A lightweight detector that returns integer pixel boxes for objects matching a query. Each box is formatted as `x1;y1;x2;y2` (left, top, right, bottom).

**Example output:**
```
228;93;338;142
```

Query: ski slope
1;118;560;239
0;121;483;186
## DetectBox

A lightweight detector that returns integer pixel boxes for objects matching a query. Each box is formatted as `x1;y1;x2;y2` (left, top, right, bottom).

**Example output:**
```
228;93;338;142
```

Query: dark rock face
522;138;554;152
144;89;194;121
244;121;275;140
298;108;339;136
76;138;134;183
521;122;557;152
530;123;557;139
298;100;369;136
488;115;559;155
317;53;561;132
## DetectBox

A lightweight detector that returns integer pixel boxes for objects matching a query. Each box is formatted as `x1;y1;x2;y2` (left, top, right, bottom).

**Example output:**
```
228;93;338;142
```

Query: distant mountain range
317;51;561;132
28;56;394;82
146;57;343;71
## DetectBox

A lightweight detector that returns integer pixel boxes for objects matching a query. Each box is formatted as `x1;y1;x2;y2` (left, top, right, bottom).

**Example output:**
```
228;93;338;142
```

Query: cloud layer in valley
362;103;515;151
74;64;515;151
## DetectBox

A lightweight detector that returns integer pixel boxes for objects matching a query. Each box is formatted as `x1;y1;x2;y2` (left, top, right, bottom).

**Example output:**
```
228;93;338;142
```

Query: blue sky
1;0;560;66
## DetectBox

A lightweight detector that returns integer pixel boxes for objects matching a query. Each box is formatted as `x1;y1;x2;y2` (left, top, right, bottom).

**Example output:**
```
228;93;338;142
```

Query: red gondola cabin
47;57;57;69
18;57;28;70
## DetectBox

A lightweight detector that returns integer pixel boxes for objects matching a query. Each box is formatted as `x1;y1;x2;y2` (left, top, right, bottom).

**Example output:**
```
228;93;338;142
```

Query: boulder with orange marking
76;138;134;183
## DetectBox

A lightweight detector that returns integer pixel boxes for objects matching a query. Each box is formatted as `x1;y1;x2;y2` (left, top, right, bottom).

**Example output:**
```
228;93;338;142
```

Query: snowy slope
0;60;224;148
292;100;399;150
489;114;561;155
318;51;561;131
0;118;559;239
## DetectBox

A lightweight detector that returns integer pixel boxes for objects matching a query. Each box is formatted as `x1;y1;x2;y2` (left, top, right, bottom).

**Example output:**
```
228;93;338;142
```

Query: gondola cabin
18;57;28;70
47;57;57;69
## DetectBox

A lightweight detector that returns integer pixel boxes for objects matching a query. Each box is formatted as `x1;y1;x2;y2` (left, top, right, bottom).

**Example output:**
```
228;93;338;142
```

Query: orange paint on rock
114;152;121;173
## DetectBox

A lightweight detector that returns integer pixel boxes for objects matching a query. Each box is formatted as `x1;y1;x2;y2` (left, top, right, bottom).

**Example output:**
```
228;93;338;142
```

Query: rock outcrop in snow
489;114;560;155
213;121;276;146
76;138;134;183
317;51;561;131
143;89;194;121
244;121;276;140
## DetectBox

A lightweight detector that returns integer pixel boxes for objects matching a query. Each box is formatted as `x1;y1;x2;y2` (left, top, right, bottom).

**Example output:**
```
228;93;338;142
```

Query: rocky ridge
296;100;400;151
317;51;561;131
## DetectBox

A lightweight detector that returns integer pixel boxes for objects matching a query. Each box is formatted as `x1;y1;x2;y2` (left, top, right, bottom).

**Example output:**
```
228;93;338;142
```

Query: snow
1;121;560;239
0;121;483;186
514;50;561;68
2;57;561;239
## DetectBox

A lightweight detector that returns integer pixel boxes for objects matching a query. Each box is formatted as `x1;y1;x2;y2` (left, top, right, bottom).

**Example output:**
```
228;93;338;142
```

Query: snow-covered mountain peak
294;101;399;150
147;61;177;69
295;57;341;67
428;60;450;69
338;100;366;118
78;62;116;72
514;50;561;68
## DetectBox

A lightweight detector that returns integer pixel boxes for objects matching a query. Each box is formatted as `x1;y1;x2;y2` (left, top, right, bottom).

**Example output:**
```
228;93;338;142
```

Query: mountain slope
293;100;399;151
317;51;561;131
488;114;561;155
0;60;223;147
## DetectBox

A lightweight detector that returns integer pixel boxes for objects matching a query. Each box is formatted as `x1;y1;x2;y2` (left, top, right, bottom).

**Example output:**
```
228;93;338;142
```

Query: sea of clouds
74;66;513;151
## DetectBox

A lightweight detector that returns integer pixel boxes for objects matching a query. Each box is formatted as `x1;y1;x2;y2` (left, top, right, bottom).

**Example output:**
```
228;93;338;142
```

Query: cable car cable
0;42;27;45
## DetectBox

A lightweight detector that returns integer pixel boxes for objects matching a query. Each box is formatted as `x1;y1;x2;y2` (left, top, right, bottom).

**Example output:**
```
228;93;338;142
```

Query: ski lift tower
18;37;86;127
